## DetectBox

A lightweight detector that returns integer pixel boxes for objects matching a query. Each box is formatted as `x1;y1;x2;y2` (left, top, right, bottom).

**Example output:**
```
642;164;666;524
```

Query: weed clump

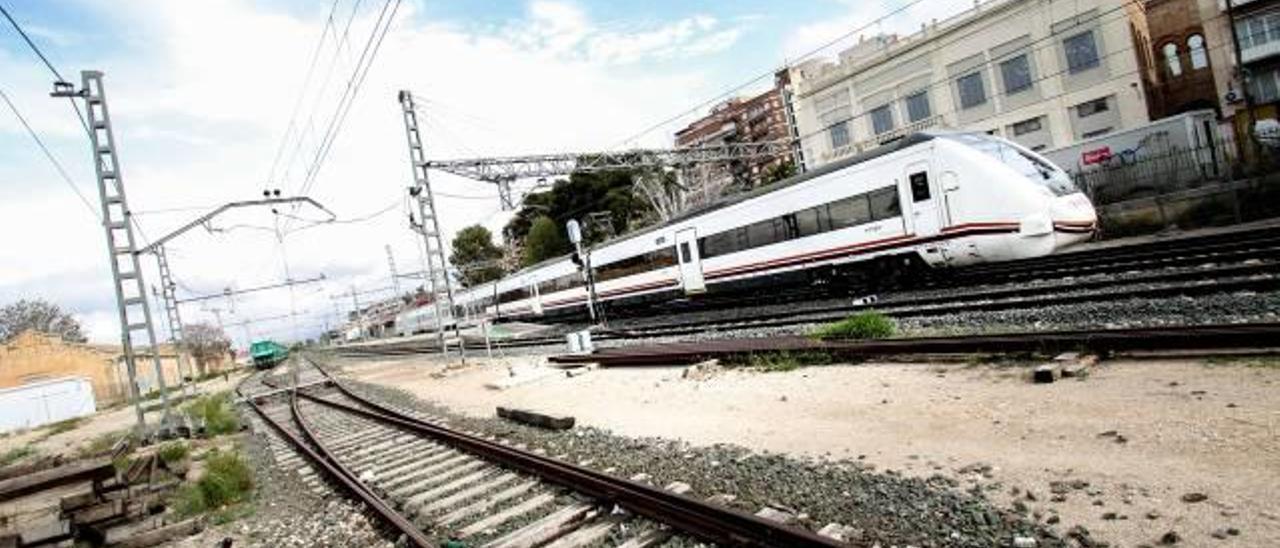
0;446;36;468
174;449;253;516
727;351;834;372
157;441;189;463
811;310;896;340
184;392;239;435
44;417;87;436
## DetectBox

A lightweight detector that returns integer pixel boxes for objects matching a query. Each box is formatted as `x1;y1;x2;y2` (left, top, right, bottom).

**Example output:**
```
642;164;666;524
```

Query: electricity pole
398;90;464;359
52;71;169;435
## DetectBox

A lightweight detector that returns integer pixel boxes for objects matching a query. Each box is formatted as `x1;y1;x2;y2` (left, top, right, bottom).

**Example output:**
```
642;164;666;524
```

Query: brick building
673;74;794;189
1131;0;1223;119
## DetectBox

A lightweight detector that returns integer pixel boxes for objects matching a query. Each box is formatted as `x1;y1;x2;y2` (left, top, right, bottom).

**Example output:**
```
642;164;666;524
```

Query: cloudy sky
0;0;956;347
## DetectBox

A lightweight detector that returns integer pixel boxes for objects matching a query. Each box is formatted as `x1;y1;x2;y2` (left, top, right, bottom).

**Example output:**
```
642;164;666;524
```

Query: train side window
828;195;871;229
746;218;782;247
909;172;930;202
869;187;902;220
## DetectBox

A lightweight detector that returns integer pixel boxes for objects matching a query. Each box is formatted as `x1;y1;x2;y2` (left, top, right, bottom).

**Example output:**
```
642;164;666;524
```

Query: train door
674;228;706;294
905;161;942;237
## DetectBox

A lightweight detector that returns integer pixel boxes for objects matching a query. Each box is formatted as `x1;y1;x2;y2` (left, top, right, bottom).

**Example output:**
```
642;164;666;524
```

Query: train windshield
945;134;1078;196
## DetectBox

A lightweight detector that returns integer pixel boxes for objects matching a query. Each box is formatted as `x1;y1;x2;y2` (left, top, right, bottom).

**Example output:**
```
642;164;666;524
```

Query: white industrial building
788;0;1152;167
0;376;97;434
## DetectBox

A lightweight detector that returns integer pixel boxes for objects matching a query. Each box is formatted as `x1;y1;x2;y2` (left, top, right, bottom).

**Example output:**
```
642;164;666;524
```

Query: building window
999;54;1033;94
957;72;987;109
1082;127;1113;139
1187;34;1208;69
1250;66;1280;103
870;104;895;135
904;91;931;122
830;121;850;149
1064;30;1100;73
1163;43;1182;77
1236;13;1280;51
1076;97;1110;118
1011;117;1043;136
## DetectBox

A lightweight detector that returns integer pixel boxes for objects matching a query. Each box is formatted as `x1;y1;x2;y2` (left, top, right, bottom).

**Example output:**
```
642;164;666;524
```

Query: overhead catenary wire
0;87;99;221
606;0;947;149
289;0;403;216
266;0;344;187
0;2;92;136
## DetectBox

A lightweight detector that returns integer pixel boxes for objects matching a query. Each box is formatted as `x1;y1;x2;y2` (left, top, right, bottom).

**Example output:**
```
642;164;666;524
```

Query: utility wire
0;2;92;136
607;0;944;149
0;87;99;221
267;0;343;187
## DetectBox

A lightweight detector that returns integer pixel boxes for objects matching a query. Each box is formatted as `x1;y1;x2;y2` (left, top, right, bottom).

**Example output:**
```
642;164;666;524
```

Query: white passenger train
394;131;1097;335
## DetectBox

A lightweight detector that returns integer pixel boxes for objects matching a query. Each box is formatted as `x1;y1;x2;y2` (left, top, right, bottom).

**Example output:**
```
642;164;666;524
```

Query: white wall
0;377;97;434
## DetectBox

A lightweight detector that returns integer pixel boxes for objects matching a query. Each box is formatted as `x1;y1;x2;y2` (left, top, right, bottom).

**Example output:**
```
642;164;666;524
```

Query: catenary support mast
398;90;464;358
53;71;171;433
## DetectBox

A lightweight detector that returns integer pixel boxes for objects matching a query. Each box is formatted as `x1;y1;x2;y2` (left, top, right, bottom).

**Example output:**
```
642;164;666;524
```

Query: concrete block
1033;364;1059;384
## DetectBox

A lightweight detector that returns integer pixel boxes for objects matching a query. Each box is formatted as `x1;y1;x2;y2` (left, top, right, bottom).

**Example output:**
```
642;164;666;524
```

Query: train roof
499;132;940;277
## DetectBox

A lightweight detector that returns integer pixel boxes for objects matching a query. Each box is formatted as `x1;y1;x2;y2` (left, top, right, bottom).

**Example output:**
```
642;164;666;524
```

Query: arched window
1163;43;1182;77
1187;34;1208;69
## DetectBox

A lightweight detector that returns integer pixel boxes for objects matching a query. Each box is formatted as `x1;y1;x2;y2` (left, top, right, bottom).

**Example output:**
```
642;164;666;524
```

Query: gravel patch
332;372;1081;548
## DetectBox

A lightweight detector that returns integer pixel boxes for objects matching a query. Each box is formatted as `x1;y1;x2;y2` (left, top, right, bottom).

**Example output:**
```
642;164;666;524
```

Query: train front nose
1051;192;1098;248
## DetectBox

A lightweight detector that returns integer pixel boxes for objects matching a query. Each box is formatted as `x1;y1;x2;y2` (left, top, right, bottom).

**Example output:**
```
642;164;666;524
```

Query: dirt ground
344;354;1280;547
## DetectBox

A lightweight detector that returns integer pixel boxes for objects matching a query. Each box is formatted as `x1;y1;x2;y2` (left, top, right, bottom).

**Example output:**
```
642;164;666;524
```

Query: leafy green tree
523;216;569;266
450;225;505;287
503;168;653;249
0;299;86;343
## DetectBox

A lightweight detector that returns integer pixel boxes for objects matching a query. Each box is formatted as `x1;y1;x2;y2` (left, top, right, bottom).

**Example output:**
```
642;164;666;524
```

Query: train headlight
1019;214;1052;237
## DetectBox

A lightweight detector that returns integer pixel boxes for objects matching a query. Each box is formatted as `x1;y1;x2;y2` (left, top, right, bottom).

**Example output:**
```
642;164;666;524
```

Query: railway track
238;359;848;547
329;223;1280;359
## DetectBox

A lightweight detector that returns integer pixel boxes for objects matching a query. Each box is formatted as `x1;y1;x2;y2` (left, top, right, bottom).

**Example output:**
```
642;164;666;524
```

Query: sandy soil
344;355;1280;547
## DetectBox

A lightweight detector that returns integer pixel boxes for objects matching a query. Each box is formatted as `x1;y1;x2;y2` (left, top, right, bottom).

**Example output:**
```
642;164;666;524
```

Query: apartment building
788;0;1152;166
1131;0;1223;119
674;74;793;187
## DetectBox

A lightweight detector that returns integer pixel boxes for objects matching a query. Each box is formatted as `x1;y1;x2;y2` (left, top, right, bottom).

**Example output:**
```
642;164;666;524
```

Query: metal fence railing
1074;137;1280;236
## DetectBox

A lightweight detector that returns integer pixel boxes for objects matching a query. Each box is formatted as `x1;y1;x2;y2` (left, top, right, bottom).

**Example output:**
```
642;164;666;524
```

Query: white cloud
0;0;753;346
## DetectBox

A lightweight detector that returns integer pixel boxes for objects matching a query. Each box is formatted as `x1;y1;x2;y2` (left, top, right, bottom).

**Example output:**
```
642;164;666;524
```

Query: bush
157;441;189;463
174;450;253;516
811;311;897;340
183;392;239;436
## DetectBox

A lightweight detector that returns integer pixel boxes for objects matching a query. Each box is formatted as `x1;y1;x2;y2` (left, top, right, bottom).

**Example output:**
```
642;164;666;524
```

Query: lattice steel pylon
53;71;170;432
154;245;193;397
398;90;463;358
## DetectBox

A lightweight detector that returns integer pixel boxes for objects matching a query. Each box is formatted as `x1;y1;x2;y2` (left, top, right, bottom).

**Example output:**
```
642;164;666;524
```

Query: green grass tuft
0;446;36;468
174;449;254;517
157;441;189;463
184;392;240;436
811;310;897;340
727;351;834;372
43;417;87;436
79;429;130;458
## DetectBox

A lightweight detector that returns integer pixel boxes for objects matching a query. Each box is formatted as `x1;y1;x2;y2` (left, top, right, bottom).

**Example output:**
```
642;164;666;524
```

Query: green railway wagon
250;340;289;369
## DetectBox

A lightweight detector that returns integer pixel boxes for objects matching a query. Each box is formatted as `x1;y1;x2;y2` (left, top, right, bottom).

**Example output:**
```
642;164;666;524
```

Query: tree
182;322;231;376
523;215;569;266
503;167;654;252
763;160;798;185
0;299;87;343
449;225;505;287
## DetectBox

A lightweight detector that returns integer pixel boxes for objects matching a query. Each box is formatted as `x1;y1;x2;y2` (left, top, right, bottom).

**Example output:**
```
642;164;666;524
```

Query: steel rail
549;322;1280;366
299;359;846;547
237;378;433;548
